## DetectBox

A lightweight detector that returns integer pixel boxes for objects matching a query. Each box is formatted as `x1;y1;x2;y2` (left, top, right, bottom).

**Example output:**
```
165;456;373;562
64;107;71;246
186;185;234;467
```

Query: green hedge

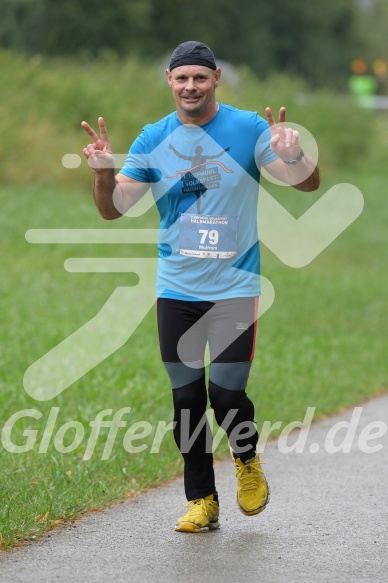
1;50;382;190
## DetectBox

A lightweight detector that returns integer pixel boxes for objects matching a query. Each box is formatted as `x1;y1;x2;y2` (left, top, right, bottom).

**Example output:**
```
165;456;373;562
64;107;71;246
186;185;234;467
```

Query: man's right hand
81;117;115;172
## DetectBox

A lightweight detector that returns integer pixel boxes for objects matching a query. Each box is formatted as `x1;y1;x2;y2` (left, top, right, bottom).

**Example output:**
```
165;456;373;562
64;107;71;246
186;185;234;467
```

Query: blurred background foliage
0;0;387;188
0;50;385;190
0;0;387;89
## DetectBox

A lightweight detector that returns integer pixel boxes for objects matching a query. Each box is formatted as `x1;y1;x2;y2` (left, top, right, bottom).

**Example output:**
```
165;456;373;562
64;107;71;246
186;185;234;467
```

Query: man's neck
177;102;219;126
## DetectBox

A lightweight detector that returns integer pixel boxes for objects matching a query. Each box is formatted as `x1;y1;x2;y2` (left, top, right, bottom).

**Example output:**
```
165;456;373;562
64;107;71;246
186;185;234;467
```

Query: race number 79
199;229;219;245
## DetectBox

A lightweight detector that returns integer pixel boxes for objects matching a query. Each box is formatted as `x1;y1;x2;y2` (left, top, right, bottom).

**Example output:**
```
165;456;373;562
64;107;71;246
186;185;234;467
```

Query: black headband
169;41;217;72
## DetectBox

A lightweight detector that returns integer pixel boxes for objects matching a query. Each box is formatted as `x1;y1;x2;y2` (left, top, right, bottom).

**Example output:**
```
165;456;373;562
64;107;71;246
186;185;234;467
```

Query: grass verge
0;166;387;549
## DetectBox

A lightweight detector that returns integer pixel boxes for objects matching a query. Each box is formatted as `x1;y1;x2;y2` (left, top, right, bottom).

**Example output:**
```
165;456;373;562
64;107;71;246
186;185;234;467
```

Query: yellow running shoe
233;454;269;516
175;494;220;532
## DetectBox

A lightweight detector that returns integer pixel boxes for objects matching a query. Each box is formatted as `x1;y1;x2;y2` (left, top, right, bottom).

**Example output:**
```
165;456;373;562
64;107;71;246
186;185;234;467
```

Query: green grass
0;50;387;550
1;167;387;549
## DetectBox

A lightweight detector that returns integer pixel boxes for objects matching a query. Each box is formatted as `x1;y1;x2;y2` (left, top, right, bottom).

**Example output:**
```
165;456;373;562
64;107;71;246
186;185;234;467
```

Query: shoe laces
184;498;215;518
236;458;265;492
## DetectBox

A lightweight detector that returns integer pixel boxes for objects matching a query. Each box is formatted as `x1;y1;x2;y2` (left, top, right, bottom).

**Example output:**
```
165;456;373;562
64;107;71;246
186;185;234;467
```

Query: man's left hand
265;106;302;163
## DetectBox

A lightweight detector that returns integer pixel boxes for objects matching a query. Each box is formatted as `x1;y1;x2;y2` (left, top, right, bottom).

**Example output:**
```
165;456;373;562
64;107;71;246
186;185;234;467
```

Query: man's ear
165;69;173;86
214;67;221;88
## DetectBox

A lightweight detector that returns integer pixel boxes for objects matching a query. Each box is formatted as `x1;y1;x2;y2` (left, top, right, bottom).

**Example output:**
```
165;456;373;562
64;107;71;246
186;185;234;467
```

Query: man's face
166;65;221;120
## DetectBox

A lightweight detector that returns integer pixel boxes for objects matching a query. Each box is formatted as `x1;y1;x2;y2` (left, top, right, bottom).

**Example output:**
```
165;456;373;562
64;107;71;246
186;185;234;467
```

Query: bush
0;51;382;189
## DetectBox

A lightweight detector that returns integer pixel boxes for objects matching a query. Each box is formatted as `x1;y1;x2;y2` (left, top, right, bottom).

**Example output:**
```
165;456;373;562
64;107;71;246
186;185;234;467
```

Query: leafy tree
0;0;151;57
0;0;385;88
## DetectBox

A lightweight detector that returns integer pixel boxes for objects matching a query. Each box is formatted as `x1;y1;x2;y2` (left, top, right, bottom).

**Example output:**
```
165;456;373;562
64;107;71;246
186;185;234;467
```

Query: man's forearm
93;170;122;220
287;154;320;192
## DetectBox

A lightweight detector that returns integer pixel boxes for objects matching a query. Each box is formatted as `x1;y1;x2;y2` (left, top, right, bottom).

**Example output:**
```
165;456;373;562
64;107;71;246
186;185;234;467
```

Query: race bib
179;214;238;259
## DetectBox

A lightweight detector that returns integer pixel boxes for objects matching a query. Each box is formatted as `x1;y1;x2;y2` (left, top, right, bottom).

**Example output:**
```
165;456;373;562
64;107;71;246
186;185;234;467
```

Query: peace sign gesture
81;117;114;171
265;106;302;163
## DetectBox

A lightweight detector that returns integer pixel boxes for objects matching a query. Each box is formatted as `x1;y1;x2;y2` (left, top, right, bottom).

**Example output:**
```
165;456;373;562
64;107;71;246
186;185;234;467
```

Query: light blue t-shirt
120;103;277;301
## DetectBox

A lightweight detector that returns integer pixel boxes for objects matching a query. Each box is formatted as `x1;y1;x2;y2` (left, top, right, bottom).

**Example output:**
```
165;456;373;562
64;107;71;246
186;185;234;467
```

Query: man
81;41;320;533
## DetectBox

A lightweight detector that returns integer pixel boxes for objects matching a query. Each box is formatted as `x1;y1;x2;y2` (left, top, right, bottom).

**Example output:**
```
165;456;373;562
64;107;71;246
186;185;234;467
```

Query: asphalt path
1;395;387;583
